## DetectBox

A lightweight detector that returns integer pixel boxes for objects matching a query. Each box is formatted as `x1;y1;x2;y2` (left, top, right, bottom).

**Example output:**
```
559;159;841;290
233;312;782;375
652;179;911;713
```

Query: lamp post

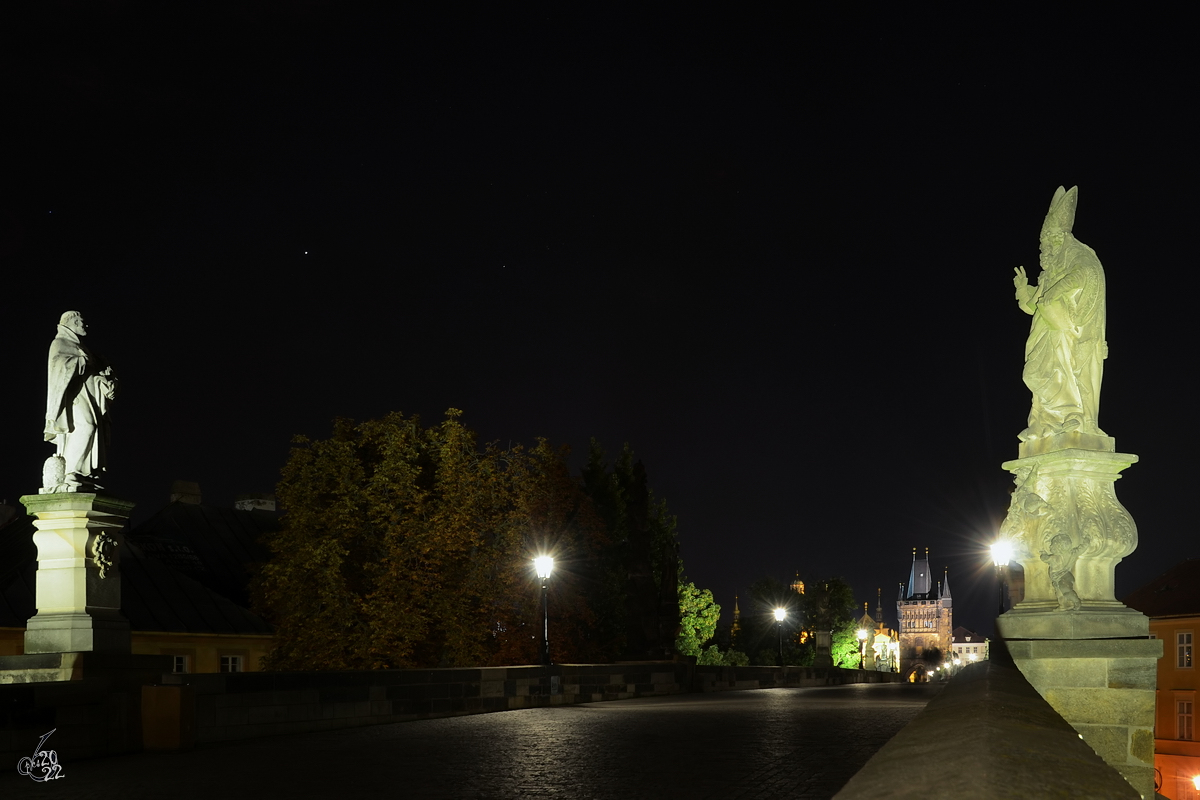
534;556;554;666
774;608;786;667
857;628;868;670
991;541;1012;616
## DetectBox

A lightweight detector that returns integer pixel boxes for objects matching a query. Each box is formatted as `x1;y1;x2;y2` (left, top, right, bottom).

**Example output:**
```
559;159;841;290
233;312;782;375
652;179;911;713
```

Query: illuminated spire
907;547;932;598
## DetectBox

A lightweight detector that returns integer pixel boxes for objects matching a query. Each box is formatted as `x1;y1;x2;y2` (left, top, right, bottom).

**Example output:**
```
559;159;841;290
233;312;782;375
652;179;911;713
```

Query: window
1179;632;1193;669
1179;699;1194;741
220;655;243;673
172;655;189;674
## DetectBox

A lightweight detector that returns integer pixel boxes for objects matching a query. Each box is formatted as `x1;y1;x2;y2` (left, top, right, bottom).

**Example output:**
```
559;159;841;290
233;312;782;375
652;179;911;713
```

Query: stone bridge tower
896;548;952;680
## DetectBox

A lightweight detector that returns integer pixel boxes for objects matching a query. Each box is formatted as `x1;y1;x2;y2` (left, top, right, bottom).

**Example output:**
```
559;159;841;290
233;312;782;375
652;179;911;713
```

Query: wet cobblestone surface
0;682;941;799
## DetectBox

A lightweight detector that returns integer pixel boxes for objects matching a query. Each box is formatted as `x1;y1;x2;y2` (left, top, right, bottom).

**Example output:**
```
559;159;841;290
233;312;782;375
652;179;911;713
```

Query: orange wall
1152;616;1200;799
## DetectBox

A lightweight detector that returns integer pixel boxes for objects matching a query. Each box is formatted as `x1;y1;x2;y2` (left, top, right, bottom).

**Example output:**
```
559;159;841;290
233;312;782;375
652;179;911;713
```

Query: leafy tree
507;438;616;664
254;410;618;671
697;645;749;666
676;582;720;658
254;412;697;671
832;619;863;668
581;440;681;660
737;576;804;665
798;578;856;637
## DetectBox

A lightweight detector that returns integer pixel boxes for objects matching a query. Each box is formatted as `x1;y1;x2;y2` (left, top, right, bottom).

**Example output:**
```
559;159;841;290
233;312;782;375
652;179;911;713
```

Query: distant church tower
896;547;953;680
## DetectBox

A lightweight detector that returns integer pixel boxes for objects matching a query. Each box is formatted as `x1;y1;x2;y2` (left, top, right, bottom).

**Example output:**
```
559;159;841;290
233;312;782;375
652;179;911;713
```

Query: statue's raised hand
1014;266;1036;313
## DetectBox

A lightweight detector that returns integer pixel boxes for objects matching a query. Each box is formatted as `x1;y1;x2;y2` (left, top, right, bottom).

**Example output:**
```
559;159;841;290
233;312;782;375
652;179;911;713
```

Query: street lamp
991;540;1012;616
857;628;868;670
534;556;554;666
774;608;786;667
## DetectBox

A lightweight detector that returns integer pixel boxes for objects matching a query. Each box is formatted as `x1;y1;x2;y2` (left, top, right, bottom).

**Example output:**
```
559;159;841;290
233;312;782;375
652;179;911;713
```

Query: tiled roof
951;626;982;642
1124;559;1200;619
129;501;276;608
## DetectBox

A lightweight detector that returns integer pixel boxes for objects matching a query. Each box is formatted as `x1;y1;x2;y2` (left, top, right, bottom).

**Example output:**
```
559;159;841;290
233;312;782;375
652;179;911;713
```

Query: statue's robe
44;325;112;487
1021;237;1106;441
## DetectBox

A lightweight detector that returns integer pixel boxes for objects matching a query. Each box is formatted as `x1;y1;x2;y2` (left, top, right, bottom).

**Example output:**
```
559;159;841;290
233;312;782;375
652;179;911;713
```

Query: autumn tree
254;413;685;671
255;410;607;670
502;438;618;664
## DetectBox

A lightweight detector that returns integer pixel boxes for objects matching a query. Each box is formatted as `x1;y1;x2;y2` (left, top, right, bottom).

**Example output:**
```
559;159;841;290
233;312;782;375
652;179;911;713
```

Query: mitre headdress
1041;185;1079;238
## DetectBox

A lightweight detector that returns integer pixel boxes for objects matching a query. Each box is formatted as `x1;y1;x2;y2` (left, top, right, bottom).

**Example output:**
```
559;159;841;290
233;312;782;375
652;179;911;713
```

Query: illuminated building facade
896;547;952;681
950;626;989;664
1125;560;1200;800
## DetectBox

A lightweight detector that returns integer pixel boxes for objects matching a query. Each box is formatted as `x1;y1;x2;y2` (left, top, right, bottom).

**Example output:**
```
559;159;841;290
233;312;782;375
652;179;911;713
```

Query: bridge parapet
835;644;1140;799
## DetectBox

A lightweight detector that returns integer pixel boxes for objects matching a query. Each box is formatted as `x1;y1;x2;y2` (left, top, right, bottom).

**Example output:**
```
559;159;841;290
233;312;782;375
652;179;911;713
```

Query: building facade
896;548;952;681
950;626;989;665
856;593;899;672
1125;559;1200;800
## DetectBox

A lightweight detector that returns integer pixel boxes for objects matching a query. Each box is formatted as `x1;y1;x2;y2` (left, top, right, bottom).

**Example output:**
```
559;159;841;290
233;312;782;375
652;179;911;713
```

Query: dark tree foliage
254;411;617;670
923;646;944;668
580;440;681;660
253;413;685;671
735;575;859;666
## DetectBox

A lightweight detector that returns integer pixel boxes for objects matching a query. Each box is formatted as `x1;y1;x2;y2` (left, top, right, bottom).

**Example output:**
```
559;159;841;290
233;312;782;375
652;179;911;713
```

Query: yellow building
855;594;899;672
1126;559;1200;800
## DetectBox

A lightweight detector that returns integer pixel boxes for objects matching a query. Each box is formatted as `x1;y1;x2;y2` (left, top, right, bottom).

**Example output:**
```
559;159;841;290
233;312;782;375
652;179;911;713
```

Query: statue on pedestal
1013;186;1107;444
42;311;116;493
999;187;1137;613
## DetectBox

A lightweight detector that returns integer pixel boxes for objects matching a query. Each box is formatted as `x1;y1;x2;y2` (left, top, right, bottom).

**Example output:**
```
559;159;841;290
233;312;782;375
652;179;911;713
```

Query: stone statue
1040;533;1083;612
1013;186;1107;443
42;311;116;493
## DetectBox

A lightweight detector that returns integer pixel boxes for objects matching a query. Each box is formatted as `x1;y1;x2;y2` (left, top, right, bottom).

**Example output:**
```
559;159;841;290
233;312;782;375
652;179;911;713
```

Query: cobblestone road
0;682;941;799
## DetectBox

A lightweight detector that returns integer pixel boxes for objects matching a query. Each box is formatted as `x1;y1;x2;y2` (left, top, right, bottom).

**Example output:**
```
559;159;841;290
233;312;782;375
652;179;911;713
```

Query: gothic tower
896;547;953;680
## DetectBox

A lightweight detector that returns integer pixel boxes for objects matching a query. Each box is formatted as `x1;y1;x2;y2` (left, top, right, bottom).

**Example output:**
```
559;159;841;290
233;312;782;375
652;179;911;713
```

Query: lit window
1179;700;1194;740
1179;632;1193;669
220;655;243;673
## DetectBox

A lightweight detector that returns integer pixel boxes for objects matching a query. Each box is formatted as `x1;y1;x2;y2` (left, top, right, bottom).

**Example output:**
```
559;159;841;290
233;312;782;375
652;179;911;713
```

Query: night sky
3;6;1195;641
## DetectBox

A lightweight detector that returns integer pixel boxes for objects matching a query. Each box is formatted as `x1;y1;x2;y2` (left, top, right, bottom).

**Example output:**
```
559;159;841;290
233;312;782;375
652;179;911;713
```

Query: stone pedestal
813;631;833;668
998;437;1157;798
999;616;1160;799
18;493;134;654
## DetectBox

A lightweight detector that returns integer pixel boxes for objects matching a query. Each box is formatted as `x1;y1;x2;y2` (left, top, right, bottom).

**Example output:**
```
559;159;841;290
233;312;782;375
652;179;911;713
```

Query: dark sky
3;5;1195;641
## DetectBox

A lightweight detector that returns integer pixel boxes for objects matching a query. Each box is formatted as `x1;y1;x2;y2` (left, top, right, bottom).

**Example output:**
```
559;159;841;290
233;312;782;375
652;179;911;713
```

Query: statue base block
24;611;131;654
813;630;833;668
1000;609;1161;799
998;605;1149;639
18;492;134;655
